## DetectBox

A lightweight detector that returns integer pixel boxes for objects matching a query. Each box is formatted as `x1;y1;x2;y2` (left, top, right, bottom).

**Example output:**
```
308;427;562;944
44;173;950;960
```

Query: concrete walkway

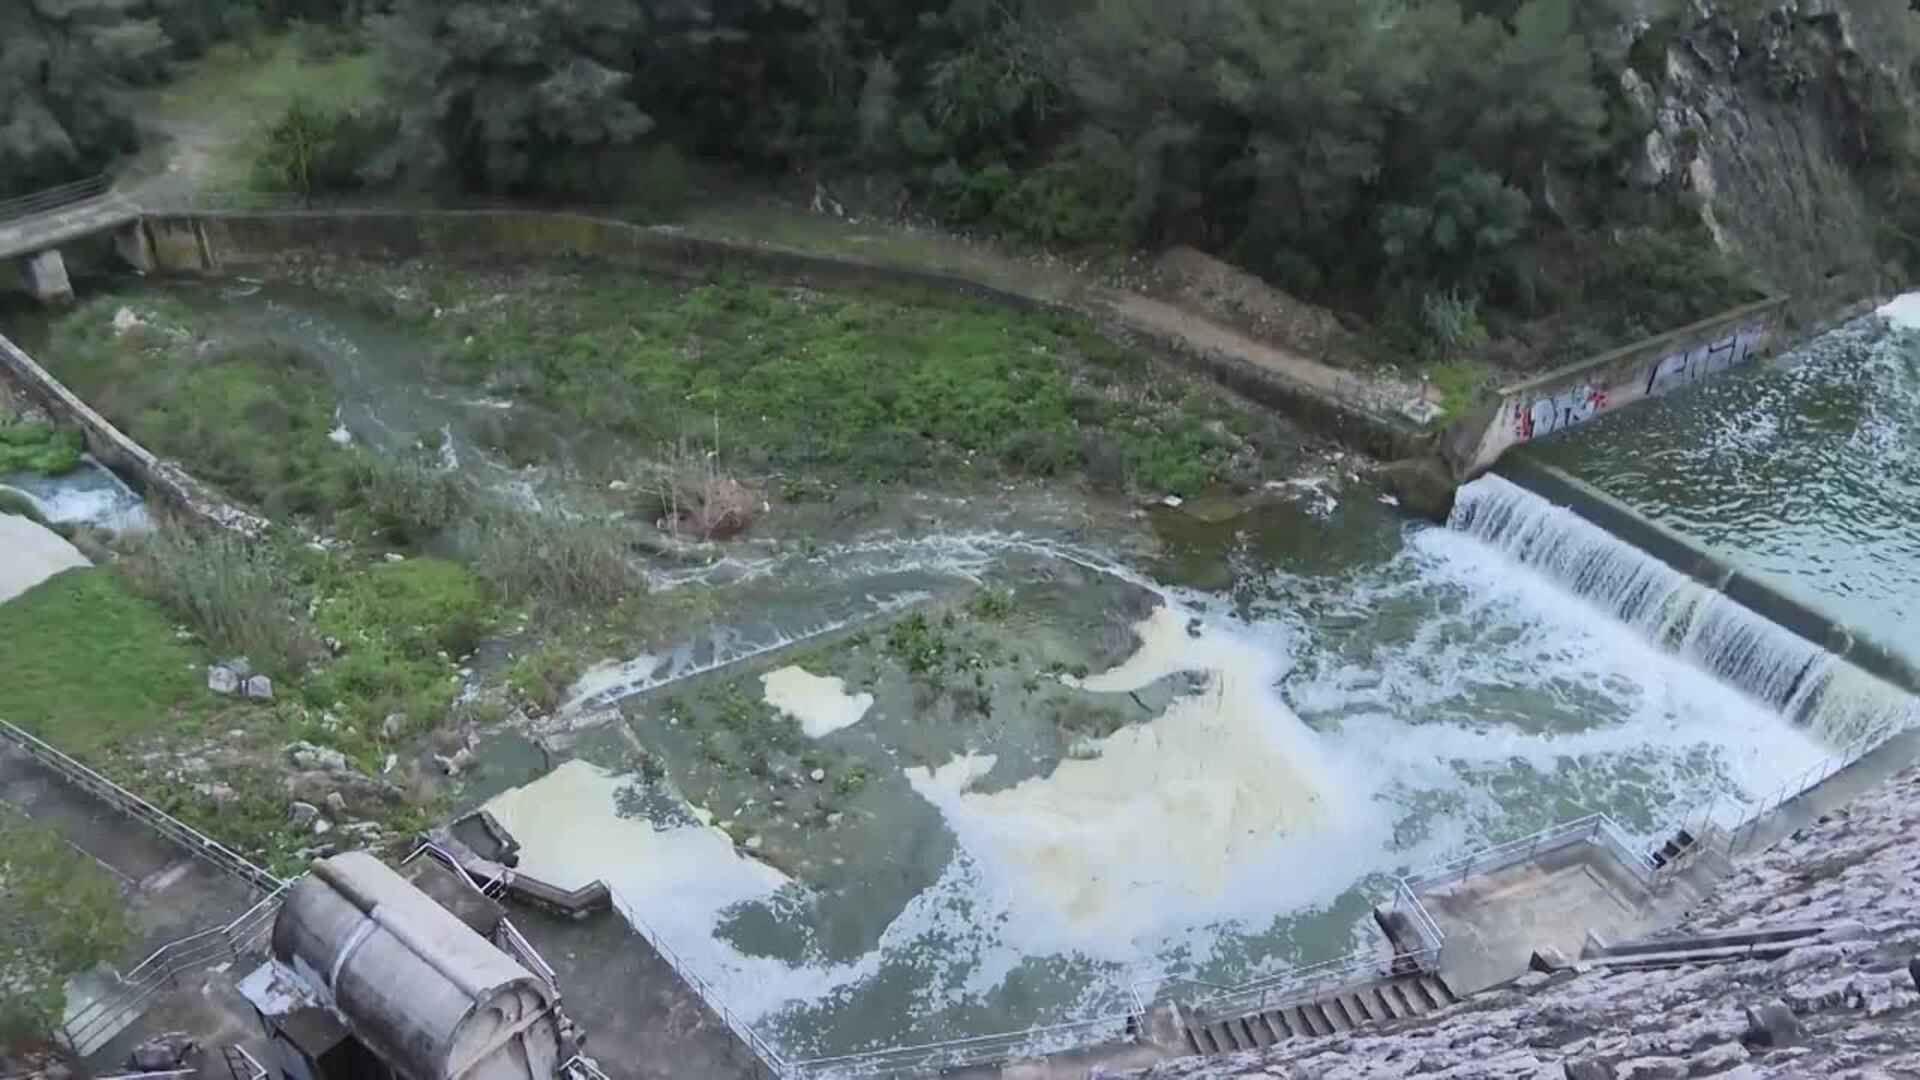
1418;839;1717;994
0;192;141;262
0;513;88;603
0;740;259;971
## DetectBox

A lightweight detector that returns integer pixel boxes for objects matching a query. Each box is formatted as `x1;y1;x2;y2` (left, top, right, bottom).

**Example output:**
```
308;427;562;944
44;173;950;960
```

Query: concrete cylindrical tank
273;852;562;1080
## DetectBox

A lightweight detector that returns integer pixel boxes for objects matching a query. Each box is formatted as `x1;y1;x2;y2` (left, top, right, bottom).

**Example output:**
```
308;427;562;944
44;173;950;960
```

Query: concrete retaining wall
0;330;267;536
139;211;1431;462
1444;296;1788;477
1496;455;1920;698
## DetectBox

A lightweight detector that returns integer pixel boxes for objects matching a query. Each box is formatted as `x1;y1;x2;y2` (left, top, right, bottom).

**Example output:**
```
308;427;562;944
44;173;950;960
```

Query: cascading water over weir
1449;472;1918;748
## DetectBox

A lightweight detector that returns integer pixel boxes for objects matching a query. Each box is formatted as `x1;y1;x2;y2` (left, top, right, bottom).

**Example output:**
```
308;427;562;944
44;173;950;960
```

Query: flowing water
11;277;1914;1062
1529;304;1920;669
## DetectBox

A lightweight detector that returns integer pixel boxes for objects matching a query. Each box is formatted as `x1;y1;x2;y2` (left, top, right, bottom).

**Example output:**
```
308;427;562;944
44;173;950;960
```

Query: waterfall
1449;474;1917;747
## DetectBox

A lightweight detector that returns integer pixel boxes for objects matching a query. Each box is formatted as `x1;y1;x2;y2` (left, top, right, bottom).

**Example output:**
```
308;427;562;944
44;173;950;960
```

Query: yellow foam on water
908;606;1333;931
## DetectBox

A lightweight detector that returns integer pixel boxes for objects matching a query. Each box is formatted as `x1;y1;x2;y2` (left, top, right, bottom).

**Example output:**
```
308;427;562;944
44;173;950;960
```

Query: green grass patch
305;556;492;737
1425;357;1500;415
0;421;83;476
0;569;212;755
141;34;379;201
388;271;1257;495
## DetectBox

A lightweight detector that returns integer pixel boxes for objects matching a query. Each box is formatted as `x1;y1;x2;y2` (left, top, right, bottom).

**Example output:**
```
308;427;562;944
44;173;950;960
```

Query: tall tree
371;0;653;194
0;0;168;198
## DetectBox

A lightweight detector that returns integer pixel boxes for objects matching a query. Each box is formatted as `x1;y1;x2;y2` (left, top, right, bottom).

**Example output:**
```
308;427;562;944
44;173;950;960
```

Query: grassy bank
295;261;1299;497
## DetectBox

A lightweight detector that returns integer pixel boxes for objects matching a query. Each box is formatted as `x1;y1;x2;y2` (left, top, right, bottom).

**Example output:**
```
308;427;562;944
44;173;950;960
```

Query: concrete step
1178;969;1456;1057
1593;924;1827;959
1419;974;1457;1008
1594;942;1800;970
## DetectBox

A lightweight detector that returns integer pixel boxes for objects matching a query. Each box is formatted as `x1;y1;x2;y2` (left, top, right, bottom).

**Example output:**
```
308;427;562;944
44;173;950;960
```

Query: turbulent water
1450;474;1917;749
1530;305;1920;668
485;497;1850;1061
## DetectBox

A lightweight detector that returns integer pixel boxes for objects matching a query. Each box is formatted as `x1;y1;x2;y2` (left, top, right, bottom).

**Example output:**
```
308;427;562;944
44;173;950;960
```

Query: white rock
244;675;274;701
207;666;239;695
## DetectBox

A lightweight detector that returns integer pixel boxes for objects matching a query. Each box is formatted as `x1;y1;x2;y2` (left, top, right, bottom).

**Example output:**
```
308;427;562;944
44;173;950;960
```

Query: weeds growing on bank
342;267;1280;496
122;531;322;678
0;421;83;476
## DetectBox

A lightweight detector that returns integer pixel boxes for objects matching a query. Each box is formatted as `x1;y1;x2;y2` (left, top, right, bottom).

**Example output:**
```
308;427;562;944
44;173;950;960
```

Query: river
5;276;1913;1062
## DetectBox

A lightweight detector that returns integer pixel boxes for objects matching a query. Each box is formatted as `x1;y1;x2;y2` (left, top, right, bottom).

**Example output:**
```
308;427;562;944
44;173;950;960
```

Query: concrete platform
1418;836;1715;994
508;903;763;1080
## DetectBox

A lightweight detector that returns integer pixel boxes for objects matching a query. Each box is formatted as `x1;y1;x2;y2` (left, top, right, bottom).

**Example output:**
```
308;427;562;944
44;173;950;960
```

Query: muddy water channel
11;277;1893;1061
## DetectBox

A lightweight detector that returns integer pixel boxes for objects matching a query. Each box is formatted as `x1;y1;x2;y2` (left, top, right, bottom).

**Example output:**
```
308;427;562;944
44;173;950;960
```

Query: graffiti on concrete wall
1644;322;1769;397
1514;382;1609;441
1508;319;1770;446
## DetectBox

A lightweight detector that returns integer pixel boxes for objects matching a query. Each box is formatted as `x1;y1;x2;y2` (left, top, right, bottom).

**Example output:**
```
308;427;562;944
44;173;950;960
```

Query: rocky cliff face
1114;764;1920;1078
1627;0;1920;314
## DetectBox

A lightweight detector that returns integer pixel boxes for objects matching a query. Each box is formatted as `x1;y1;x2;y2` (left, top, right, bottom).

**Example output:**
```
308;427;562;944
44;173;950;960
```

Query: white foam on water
1876;290;1920;330
761;666;873;738
3;457;150;533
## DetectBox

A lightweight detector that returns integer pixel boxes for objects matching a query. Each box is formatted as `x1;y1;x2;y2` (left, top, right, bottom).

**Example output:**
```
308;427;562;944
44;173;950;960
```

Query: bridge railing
0;175;113;223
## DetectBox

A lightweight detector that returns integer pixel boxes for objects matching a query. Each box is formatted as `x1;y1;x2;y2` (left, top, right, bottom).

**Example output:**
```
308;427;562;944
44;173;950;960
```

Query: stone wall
1443;297;1787;478
1114;764;1920;1079
0;330;266;536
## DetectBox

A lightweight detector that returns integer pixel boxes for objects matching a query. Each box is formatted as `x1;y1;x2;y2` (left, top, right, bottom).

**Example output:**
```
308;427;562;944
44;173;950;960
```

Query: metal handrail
606;894;792;1078
0;175;111;222
61;881;292;1053
1651;728;1891;867
789;1013;1133;1078
0;718;283;893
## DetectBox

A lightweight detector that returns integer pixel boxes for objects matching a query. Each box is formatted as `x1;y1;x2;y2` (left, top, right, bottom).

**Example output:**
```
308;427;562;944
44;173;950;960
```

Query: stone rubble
1116;766;1920;1079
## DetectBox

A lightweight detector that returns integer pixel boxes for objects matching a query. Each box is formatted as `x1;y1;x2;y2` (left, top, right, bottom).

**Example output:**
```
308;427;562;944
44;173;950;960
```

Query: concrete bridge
0;177;151;305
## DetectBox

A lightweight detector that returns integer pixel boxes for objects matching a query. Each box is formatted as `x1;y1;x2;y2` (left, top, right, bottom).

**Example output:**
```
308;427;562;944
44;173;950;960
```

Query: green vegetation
305;556;491;736
391;271;1261;494
0;569;210;755
0;422;83;477
123;531;322;678
0;806;135;1044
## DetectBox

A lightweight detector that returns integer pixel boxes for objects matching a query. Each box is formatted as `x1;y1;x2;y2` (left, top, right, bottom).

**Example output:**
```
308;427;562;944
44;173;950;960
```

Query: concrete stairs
1175;972;1460;1056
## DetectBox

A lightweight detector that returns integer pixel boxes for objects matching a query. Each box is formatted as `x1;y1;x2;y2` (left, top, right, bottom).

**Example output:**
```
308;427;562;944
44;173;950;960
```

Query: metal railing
789;1013;1134;1079
62;882;291;1054
1651;728;1890;867
0;175;112;223
1402;813;1654;895
606;894;793;1079
402;841;559;991
0;718;284;894
221;1045;270;1080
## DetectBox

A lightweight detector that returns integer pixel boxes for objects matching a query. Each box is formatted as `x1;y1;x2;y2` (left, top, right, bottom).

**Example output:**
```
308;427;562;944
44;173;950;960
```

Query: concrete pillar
113;221;154;274
16;248;74;307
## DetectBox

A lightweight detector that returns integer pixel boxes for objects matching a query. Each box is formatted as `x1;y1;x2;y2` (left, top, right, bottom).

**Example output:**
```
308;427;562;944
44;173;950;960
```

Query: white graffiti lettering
1645;323;1768;397
1515;382;1608;441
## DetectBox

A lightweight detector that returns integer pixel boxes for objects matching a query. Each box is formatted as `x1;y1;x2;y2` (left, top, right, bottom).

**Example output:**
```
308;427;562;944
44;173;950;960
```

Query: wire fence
0;175;112;222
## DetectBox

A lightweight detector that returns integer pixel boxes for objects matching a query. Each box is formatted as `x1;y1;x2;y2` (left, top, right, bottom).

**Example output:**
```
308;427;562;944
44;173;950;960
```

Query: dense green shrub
253;96;390;199
0;422;84;476
123;531;323;678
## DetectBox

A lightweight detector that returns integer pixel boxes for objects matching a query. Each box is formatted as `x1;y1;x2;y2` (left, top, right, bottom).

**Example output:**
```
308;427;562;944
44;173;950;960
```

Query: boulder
381;712;409;740
244;675;274;701
127;1032;193;1070
1379;455;1459;522
287;741;349;772
207;666;239;696
1742;1000;1803;1048
324;791;349;819
287;801;320;827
